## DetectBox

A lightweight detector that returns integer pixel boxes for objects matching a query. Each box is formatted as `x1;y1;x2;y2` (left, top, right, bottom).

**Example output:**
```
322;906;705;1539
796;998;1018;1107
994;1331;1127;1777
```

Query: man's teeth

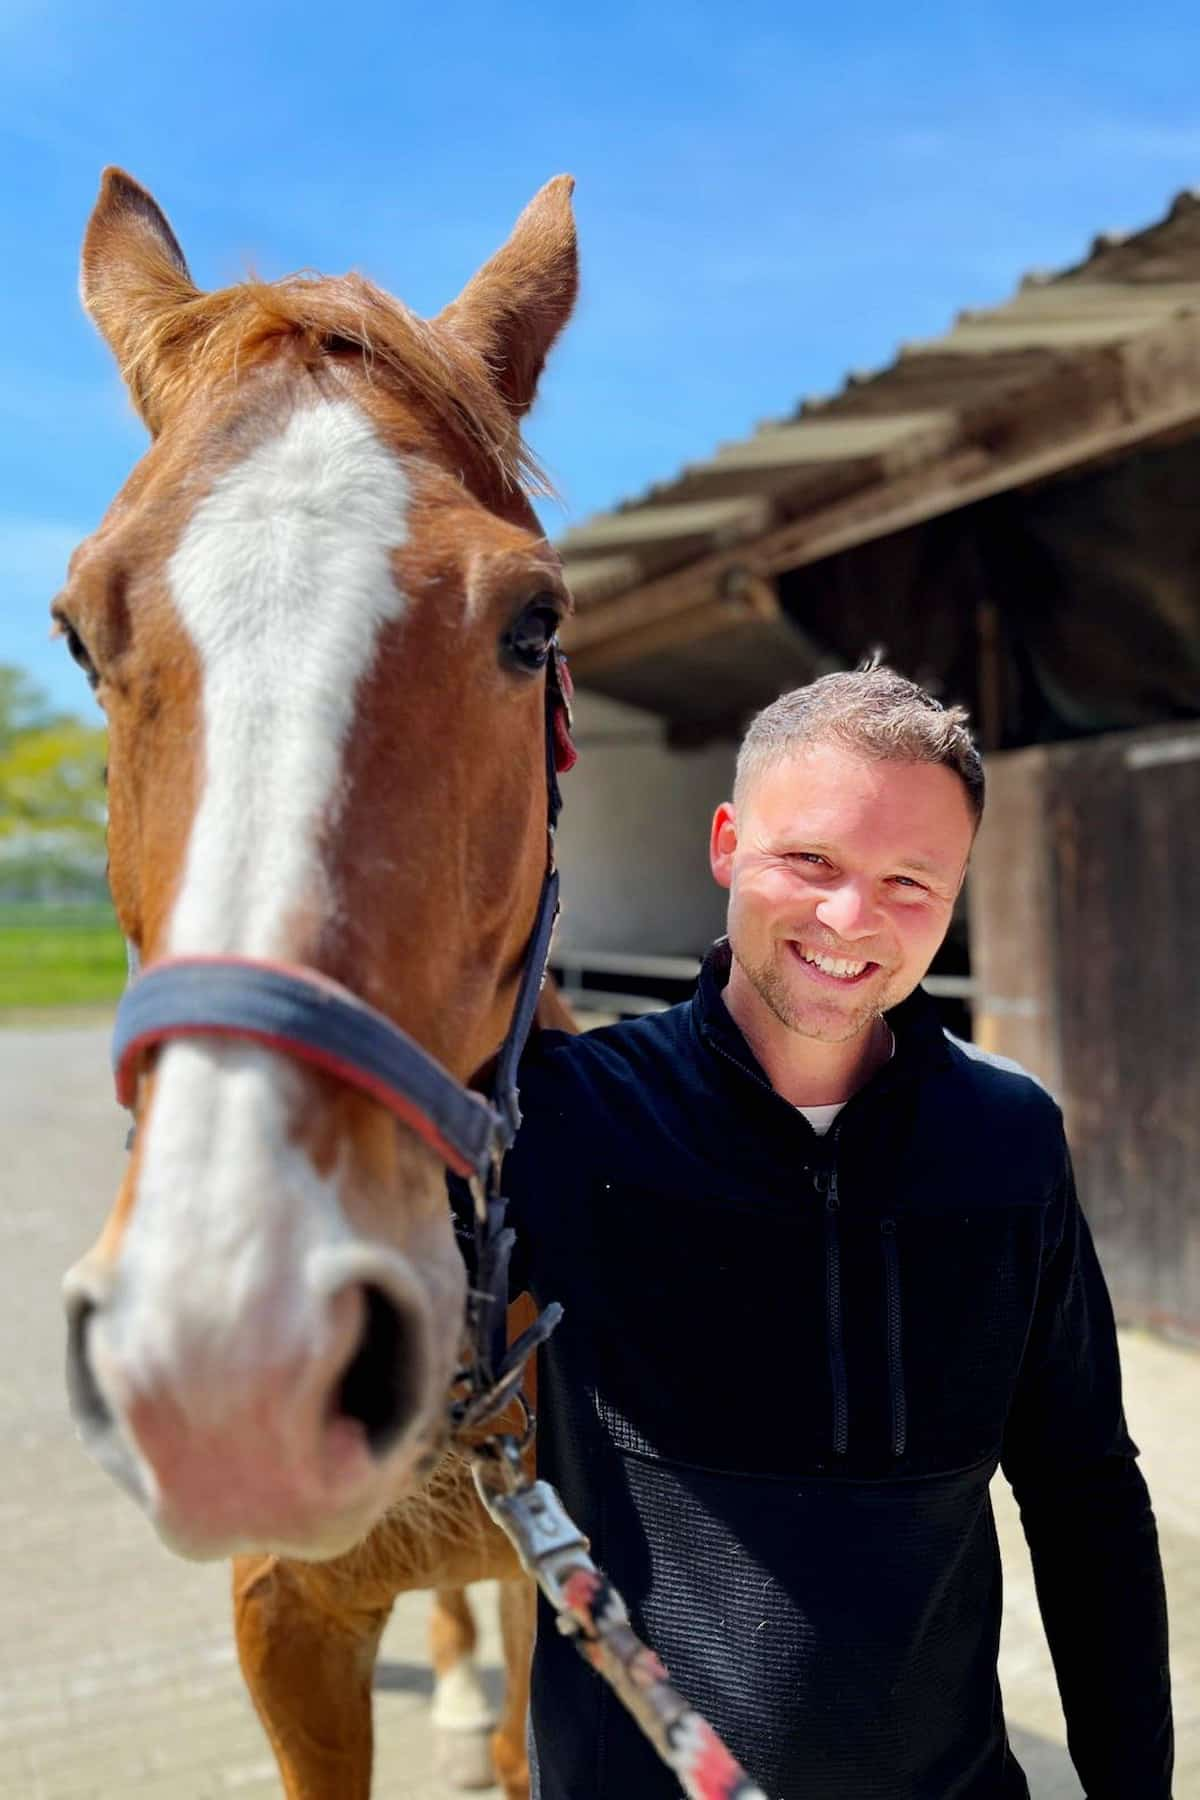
799;948;869;980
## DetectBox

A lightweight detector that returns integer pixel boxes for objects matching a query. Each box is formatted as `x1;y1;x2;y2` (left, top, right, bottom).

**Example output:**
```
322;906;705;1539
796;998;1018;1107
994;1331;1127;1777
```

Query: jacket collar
692;937;952;1091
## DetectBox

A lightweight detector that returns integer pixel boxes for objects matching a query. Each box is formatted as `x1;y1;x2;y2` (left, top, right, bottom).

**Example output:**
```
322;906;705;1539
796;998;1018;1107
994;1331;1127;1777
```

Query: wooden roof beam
562;325;1200;672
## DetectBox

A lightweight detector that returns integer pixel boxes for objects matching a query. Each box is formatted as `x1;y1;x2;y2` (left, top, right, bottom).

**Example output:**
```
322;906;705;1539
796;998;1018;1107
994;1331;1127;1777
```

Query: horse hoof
433;1724;496;1790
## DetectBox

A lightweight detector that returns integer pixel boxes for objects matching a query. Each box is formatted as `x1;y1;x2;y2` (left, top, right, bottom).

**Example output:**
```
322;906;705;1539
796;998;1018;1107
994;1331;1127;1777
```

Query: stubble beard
735;939;888;1046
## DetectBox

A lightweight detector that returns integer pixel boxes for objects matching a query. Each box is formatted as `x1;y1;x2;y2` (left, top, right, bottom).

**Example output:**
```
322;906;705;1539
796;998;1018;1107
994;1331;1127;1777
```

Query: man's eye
793;852;828;867
890;876;925;891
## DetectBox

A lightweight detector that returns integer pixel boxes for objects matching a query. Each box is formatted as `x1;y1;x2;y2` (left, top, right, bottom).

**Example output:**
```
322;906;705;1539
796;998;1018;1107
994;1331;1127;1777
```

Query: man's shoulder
942;1028;1055;1097
522;998;693;1094
878;1016;1072;1214
507;1002;697;1182
935;1025;1065;1143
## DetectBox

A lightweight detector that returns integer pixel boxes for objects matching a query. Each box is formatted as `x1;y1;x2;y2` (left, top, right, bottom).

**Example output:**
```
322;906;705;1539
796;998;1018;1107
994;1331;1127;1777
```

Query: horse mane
122;269;552;499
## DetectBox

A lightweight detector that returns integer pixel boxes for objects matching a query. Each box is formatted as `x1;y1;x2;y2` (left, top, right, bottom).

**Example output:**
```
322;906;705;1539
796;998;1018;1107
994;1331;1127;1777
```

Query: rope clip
471;1462;595;1615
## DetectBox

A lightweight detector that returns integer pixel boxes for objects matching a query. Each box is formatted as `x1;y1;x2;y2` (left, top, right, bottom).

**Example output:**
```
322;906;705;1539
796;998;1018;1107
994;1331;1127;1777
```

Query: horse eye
61;621;99;689
501;597;561;674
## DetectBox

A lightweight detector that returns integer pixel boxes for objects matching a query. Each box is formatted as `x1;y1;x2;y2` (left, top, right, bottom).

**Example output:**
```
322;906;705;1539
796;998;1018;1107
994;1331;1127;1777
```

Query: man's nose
814;878;879;940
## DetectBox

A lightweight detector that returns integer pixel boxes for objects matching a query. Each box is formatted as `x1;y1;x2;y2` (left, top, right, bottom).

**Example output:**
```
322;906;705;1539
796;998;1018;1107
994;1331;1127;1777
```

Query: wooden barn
552;190;1200;1343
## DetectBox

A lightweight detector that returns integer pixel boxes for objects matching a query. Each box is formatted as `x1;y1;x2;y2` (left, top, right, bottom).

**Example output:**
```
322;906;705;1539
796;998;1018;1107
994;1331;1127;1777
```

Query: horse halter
110;646;578;1423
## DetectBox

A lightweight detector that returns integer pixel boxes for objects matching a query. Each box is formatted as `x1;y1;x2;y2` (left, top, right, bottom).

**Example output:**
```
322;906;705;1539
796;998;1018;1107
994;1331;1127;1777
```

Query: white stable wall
554;691;735;956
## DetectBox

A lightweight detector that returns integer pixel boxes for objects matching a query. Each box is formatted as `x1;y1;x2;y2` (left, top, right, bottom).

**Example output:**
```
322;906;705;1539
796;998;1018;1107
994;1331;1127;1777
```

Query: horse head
57;168;577;1561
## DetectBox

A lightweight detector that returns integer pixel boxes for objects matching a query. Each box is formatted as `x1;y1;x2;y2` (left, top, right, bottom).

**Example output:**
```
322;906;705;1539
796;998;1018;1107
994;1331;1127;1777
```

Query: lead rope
456;655;768;1800
467;1437;768;1800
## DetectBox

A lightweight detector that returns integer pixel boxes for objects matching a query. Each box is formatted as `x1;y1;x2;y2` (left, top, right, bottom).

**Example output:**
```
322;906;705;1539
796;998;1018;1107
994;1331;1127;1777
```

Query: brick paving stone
2;1024;1196;1797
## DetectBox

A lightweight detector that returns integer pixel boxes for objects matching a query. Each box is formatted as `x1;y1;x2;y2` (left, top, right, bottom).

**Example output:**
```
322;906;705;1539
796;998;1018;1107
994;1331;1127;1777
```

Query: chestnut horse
57;166;579;1797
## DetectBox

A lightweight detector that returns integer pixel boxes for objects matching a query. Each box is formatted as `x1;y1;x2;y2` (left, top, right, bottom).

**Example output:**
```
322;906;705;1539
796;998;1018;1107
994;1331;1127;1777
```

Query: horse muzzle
63;1241;443;1559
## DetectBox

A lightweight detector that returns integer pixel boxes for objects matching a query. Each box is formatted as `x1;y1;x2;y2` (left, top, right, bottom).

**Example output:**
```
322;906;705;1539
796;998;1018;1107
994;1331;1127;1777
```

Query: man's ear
710;801;738;891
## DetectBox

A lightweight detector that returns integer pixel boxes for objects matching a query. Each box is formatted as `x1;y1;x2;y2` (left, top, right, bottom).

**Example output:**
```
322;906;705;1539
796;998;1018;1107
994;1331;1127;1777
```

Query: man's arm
1001;1127;1173;1799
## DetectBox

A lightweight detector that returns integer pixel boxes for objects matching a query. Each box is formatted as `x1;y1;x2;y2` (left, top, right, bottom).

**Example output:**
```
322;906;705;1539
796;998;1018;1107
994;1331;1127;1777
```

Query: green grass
0;903;127;1010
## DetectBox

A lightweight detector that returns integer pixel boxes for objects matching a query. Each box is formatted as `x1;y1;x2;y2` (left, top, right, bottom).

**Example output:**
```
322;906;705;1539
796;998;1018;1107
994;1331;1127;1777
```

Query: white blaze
112;400;413;1381
167;398;411;956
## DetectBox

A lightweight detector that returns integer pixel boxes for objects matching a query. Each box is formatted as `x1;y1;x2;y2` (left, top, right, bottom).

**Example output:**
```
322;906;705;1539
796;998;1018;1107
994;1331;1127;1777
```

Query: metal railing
551;948;981;1017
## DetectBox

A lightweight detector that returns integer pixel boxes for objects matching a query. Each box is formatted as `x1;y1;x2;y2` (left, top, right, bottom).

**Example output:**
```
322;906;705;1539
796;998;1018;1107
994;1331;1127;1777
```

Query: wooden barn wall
972;723;1200;1341
1047;723;1200;1341
555;690;733;955
967;746;1061;1093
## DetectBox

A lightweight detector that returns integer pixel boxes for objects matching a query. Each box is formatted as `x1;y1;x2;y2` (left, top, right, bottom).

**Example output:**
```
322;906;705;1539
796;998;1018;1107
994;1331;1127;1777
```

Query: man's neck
722;958;892;1109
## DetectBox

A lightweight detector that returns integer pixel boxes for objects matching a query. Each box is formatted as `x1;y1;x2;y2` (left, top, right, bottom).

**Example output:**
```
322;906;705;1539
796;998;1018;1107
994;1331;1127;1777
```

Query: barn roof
558;190;1200;730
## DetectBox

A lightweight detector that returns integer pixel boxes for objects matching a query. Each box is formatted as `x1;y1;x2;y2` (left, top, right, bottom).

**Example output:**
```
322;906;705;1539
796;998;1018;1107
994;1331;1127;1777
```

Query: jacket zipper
703;1033;802;1120
815;1164;849;1457
703;1029;854;1458
880;1218;907;1457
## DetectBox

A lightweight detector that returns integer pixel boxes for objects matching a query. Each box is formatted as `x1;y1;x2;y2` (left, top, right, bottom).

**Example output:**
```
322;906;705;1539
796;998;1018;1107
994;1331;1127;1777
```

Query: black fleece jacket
500;942;1173;1800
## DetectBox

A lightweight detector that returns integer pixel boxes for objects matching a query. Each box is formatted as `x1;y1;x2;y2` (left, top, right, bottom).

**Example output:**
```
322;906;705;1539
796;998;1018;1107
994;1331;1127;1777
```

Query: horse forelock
121;271;553;502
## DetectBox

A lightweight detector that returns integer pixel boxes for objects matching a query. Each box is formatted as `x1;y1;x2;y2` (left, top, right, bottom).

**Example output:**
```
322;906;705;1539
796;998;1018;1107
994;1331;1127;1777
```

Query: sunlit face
710;742;976;1045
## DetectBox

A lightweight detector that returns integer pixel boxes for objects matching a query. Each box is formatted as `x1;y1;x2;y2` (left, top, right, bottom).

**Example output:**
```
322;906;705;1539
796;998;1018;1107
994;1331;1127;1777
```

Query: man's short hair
734;660;985;822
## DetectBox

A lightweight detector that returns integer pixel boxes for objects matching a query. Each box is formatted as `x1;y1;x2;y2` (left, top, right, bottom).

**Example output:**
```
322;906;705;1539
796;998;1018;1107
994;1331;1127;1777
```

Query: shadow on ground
376;1659;505;1708
373;1671;1082;1795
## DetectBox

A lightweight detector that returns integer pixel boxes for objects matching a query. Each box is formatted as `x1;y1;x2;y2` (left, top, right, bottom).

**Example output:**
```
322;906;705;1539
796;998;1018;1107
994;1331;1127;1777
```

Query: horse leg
232;1551;392;1800
491;1575;536;1800
430;1585;496;1789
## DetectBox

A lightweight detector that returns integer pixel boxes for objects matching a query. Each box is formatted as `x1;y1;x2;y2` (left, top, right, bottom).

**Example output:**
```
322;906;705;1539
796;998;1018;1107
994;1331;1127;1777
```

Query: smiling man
713;712;976;1114
502;664;1173;1800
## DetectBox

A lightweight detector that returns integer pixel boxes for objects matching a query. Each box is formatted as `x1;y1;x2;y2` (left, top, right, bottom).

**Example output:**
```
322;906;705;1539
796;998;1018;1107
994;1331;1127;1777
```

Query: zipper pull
814;1165;839;1209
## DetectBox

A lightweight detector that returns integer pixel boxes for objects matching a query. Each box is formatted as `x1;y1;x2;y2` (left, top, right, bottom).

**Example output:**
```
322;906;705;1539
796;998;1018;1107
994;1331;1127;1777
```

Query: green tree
0;665;107;843
0;663;62;751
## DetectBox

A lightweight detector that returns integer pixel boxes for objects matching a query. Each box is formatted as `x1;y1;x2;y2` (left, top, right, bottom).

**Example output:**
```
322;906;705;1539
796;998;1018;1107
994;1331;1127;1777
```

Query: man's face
710;742;975;1044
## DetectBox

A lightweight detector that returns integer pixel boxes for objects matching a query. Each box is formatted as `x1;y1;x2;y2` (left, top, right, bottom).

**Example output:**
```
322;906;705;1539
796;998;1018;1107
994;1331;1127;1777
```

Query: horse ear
437;176;578;418
80;168;199;433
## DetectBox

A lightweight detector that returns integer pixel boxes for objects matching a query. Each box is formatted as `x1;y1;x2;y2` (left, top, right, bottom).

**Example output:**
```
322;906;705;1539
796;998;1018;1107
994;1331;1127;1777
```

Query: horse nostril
66;1295;114;1434
332;1284;423;1459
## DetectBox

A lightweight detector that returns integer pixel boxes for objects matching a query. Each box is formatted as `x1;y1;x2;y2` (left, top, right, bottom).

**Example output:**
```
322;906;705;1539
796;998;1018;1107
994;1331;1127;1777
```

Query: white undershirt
794;1024;896;1135
797;1101;847;1136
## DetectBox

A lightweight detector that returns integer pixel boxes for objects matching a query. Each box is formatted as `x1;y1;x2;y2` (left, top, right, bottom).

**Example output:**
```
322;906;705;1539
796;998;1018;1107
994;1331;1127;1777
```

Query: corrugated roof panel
970;281;1200;319
560;554;642;603
555;187;1200;690
557;494;770;555
576;614;832;726
902;313;1191;357
695;412;955;469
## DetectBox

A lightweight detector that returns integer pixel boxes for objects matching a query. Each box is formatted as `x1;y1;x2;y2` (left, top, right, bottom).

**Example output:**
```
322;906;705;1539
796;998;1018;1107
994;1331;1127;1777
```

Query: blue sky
4;0;1200;715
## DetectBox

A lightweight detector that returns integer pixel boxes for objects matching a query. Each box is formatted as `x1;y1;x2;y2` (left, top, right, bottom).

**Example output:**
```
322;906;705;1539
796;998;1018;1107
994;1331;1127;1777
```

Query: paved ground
1;1022;1196;1798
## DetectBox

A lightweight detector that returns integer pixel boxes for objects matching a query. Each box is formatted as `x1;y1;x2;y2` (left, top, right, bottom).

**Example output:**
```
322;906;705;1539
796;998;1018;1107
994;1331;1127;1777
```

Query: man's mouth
788;942;879;985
